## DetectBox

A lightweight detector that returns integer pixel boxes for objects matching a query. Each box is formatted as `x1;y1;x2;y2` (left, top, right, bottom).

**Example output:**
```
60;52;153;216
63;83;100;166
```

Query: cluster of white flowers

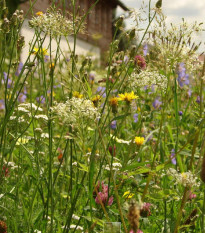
29;8;84;37
167;168;200;188
18;103;43;112
104;162;122;171
52;97;100;126
129;70;168;92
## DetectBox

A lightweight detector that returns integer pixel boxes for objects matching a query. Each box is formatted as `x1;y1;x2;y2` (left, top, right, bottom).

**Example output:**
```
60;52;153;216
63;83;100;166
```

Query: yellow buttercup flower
36;11;43;16
123;191;134;199
32;47;48;56
109;97;118;107
73;91;83;99
118;91;138;103
91;95;101;107
134;136;145;146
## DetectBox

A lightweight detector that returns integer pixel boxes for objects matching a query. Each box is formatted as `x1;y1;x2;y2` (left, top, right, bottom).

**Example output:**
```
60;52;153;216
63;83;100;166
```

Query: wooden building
20;0;128;57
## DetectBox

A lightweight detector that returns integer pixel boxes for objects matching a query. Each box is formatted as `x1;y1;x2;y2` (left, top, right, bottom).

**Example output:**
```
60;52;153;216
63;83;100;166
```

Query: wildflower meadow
0;0;205;232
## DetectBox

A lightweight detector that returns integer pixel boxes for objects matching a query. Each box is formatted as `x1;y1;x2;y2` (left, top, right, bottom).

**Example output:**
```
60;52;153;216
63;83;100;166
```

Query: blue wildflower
96;86;106;98
15;62;23;76
143;44;148;56
133;113;138;123
110;120;117;130
171;149;176;165
0;99;5;110
18;93;27;103
152;98;162;109
177;63;189;87
178;111;183;116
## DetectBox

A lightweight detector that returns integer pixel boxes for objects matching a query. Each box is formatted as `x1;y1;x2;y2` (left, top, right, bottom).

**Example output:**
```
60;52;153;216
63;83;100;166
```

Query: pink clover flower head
134;55;146;70
140;202;151;217
129;230;143;233
94;181;114;206
188;191;196;200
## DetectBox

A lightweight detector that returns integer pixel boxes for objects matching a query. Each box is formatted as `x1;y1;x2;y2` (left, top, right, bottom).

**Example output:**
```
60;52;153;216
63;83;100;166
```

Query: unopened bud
115;15;124;28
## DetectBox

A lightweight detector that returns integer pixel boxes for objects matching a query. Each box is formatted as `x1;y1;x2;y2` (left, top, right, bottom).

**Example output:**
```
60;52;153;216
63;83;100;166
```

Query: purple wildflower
53;84;61;88
89;72;95;83
44;55;49;62
110;120;117;130
124;55;129;64
196;96;201;104
187;89;192;97
133;113;138;123
171;149;176;165
152;98;162;109
143;44;148;56
0;99;5;110
177;63;189;87
178;111;183;116
18;93;27;103
96;86;106;98
36;95;45;104
2;72;12;88
15;62;23;76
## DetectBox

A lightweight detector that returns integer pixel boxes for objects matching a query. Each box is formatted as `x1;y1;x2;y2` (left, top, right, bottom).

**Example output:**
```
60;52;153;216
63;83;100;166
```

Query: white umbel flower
129;70;168;92
52;97;100;126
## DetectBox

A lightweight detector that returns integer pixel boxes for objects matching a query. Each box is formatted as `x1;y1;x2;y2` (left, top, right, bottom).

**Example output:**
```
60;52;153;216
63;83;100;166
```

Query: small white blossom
129;70;168;93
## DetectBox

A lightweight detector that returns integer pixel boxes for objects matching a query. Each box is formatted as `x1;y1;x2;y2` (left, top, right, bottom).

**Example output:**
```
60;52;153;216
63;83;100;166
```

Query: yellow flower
91;95;101;107
36;11;43;16
49;63;55;69
118;91;138;103
134;136;145;146
73;91;83;99
181;173;187;179
16;138;29;145
123;191;134;199
109;97;118;107
32;47;48;56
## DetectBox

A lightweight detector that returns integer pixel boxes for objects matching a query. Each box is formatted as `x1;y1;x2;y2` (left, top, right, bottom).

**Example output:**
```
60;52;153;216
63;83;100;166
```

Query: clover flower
118;91;138;103
0;220;7;233
140;202;152;217
134;136;144;146
94;181;113;206
29;8;84;37
134;55;146;70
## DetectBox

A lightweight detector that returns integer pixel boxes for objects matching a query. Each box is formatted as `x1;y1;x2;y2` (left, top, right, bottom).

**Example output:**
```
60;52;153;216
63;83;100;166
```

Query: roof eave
115;0;129;11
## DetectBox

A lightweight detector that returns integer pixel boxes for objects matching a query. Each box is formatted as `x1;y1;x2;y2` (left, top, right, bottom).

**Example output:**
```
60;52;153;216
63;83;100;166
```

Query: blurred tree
6;0;28;16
